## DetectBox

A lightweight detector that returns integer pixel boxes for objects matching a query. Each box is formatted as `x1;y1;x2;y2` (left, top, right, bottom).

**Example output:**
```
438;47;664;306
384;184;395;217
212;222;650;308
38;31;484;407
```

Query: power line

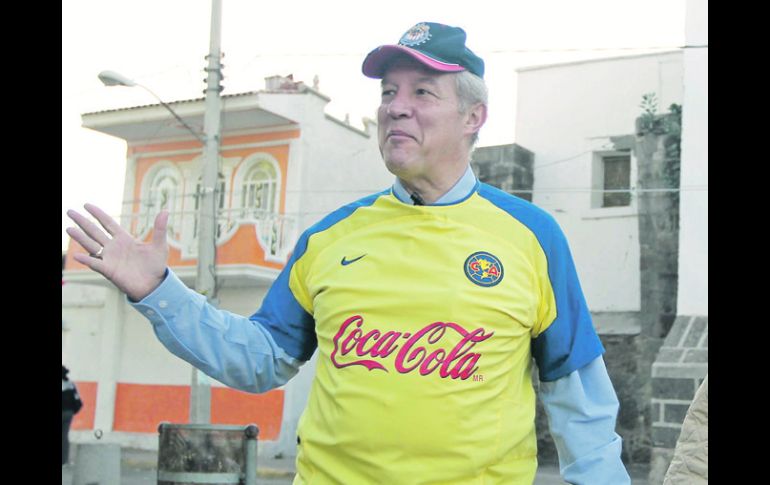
486;45;686;54
67;43;704;99
90;186;707;220
514;186;707;194
239;44;689;60
229;45;692;78
534;151;594;170
114;184;708;207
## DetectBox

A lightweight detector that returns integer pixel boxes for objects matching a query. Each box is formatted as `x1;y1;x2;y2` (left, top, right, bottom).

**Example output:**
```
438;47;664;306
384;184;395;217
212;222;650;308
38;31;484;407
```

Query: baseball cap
362;22;485;79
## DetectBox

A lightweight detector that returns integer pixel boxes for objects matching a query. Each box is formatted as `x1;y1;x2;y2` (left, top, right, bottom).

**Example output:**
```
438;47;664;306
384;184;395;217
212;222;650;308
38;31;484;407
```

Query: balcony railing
128;207;297;263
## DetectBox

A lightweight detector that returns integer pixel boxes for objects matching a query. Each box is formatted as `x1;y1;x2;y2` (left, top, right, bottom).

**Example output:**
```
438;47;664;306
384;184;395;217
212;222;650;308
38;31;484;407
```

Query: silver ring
91;247;104;259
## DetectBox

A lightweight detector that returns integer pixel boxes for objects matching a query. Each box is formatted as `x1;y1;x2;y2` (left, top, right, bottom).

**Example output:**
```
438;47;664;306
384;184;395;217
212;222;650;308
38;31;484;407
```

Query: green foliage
662;103;682;138
638;92;659;134
638;94;683;205
638;92;683;138
662;103;682;205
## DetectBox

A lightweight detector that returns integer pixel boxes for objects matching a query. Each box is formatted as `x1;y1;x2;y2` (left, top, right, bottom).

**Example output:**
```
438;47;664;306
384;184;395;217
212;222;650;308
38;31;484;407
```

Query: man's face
377;60;471;182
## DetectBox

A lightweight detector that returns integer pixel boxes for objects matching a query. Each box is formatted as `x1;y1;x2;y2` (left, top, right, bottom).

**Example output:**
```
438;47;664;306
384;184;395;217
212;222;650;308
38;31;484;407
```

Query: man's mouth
387;130;414;141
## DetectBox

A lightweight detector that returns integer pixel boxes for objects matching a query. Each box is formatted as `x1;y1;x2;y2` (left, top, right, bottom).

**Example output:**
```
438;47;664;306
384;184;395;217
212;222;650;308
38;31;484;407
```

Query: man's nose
386;94;412;118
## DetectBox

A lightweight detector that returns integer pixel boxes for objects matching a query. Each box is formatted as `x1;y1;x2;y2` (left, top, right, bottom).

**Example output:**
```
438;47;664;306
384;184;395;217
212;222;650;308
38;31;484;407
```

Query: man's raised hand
66;204;169;302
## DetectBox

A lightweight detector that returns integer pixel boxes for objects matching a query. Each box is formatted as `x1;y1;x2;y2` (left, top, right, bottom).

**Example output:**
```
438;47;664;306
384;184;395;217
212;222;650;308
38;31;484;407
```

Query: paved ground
62;448;651;484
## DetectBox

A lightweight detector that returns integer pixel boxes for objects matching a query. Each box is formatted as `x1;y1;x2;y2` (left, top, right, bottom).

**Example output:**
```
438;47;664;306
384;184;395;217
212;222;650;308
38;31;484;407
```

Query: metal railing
125;208;297;260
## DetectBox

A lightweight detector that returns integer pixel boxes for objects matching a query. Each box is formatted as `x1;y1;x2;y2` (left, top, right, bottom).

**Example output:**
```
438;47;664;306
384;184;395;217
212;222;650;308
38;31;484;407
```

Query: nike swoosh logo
341;254;366;266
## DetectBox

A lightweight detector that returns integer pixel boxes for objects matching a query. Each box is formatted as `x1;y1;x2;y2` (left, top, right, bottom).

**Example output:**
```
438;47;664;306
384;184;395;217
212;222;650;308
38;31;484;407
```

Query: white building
514;3;707;475
677;0;708;318
515;50;684;331
62;75;391;456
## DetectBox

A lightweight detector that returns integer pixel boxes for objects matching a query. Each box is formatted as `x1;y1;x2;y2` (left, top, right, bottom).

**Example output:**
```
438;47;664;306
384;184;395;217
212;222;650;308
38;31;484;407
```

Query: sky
62;0;687;251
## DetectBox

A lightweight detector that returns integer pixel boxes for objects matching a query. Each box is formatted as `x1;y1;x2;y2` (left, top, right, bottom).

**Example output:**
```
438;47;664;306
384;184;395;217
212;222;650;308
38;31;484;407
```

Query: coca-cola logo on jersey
330;315;493;380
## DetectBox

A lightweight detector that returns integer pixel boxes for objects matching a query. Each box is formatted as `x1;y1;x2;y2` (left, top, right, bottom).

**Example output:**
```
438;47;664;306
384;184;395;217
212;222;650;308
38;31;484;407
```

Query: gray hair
454;70;488;146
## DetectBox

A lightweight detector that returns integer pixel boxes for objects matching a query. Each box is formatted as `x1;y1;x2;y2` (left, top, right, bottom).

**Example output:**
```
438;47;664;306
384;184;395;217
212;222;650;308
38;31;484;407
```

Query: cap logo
399;23;431;47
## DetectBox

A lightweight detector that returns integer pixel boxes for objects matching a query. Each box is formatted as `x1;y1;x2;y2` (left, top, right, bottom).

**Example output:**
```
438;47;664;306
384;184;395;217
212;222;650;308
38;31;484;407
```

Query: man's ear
464;103;488;136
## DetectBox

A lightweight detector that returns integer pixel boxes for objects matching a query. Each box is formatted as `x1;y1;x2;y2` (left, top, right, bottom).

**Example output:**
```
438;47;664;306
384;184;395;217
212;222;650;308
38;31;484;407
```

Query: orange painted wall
112;383;284;440
130;130;298;227
211;387;285;441
214;224;284;269
113;383;189;434
134;131;296;270
71;381;98;430
64;130;299;273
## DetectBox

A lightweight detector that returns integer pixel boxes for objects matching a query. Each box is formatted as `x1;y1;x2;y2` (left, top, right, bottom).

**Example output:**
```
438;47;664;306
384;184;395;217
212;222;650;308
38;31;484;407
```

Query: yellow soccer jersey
251;182;604;484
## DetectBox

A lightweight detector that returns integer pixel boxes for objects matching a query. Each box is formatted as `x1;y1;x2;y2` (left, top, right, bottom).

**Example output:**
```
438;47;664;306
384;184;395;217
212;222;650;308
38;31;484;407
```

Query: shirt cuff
128;269;203;326
539;356;630;485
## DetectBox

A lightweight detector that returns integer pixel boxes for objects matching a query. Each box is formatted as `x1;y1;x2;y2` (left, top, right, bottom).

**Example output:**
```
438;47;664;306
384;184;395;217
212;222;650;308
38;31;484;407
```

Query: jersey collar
392;165;477;205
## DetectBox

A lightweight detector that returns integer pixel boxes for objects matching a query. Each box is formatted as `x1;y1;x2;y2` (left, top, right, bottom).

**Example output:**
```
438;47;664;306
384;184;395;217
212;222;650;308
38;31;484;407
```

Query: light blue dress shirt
131;164;629;484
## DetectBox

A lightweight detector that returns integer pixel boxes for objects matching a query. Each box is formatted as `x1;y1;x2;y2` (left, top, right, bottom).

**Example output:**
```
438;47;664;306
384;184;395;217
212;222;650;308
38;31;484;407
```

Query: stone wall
648;315;708;483
636;113;682;340
534;323;654;468
471;144;534;201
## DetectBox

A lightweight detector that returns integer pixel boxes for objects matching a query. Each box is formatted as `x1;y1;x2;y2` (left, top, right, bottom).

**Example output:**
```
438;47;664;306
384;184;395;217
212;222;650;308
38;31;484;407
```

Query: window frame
590;150;635;210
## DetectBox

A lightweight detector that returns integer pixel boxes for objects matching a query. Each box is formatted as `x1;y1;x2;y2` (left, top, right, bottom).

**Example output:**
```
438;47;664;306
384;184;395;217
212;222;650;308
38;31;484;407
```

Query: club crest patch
400;23;431;46
464;251;504;287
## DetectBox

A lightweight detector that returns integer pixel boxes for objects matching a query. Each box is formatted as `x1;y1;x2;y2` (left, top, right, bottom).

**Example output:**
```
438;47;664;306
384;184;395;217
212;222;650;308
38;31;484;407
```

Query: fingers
66;209;111;247
71;252;107;274
152;210;170;249
84;203;124;238
65;227;103;257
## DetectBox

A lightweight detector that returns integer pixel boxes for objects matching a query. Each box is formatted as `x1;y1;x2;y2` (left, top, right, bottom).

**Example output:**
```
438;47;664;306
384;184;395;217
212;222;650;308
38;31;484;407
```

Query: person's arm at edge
539;355;630;485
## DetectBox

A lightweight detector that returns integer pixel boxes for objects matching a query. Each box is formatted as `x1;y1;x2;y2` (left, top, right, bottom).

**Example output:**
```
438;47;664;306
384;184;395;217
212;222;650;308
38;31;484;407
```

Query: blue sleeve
130;269;305;393
539;356;630;484
249;191;387;361
248;243;317;362
531;219;604;381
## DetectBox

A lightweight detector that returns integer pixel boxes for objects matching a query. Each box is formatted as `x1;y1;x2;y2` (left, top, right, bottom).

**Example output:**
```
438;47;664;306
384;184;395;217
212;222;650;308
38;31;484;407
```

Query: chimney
264;74;302;92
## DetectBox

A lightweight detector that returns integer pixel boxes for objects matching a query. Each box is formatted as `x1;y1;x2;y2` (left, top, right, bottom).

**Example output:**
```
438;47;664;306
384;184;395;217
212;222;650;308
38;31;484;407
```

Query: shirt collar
392;165;477;205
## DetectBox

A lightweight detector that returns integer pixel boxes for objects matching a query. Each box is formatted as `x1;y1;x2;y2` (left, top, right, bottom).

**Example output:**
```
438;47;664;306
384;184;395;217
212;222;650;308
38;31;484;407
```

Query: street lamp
97;0;223;425
97;70;205;144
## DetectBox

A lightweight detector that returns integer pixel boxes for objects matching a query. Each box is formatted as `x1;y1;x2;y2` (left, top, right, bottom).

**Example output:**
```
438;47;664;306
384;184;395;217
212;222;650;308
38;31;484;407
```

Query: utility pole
190;0;223;424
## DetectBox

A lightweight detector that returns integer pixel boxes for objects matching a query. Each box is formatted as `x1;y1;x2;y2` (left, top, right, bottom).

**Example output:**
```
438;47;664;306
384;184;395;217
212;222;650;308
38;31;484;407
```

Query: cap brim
362;45;465;79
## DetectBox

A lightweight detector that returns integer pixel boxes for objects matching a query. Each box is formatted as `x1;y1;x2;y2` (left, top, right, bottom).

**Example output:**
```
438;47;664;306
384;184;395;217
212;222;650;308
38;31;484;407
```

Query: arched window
241;160;277;217
141;166;182;240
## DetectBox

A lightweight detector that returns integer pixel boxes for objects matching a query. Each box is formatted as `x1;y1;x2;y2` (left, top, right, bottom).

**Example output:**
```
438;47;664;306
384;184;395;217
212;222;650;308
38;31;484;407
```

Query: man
67;22;629;484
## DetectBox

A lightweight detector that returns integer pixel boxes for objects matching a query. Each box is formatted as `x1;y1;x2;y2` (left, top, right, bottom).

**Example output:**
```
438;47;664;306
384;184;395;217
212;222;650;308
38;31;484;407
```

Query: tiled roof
83;90;262;116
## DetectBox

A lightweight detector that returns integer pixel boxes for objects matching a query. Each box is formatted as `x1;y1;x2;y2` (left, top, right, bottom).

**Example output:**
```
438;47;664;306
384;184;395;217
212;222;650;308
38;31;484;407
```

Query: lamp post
97;71;206;145
98;0;223;424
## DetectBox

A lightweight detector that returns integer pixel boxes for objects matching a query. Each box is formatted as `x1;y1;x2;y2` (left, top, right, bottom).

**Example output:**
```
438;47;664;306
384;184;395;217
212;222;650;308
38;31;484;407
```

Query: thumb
152;210;170;249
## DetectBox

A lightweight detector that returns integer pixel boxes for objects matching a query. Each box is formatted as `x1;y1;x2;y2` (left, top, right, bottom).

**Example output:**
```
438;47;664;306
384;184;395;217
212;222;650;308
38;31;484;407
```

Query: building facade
514;49;706;468
516;50;683;319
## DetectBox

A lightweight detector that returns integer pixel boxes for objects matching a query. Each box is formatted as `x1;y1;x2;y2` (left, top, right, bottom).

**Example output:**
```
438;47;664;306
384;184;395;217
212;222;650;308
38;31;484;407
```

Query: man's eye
416;88;430;95
381;89;395;97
